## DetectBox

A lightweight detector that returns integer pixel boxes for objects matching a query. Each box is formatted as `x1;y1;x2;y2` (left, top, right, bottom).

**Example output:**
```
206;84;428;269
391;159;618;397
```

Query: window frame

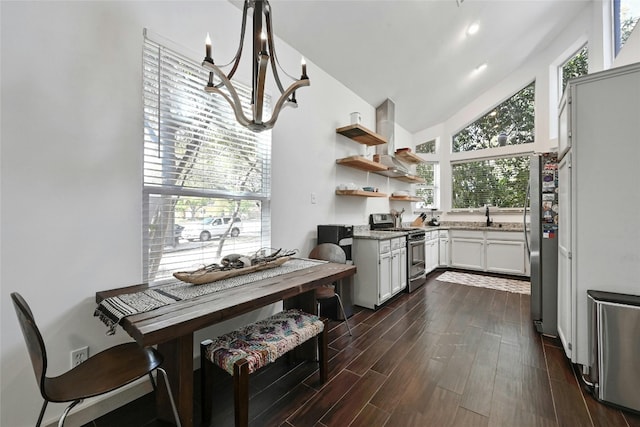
451;82;535;154
558;43;589;99
450;154;531;211
413;139;440;211
142;30;272;286
448;81;535;211
614;0;640;56
414;162;440;211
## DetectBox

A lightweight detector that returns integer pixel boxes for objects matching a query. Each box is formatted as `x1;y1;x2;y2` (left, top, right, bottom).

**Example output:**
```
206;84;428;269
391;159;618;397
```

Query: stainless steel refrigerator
525;153;558;336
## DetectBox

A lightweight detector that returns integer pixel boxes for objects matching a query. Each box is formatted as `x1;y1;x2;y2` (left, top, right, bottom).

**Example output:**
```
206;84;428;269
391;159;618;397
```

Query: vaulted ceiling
249;0;590;133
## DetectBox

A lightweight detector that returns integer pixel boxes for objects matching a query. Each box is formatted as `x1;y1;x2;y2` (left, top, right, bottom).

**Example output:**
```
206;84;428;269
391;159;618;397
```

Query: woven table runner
95;258;325;335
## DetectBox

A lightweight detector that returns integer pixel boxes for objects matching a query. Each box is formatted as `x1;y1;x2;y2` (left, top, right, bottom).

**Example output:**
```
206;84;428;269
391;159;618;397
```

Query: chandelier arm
223;0;251;79
202;0;309;132
263;78;310;129
263;7;288;95
205;86;252;128
254;53;269;124
203;62;252;127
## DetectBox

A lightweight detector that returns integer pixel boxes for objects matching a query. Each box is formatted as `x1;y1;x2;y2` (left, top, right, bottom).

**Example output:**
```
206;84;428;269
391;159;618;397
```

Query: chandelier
202;0;310;132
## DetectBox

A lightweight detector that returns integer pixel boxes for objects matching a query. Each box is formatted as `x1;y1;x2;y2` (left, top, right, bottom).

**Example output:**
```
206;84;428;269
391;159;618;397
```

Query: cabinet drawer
438;230;449;238
450;230;484;239
379;240;391;254
486;231;524;241
391;237;405;250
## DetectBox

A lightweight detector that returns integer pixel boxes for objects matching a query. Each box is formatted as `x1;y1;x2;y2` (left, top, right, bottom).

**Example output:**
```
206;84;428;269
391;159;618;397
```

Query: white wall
0;1;413;426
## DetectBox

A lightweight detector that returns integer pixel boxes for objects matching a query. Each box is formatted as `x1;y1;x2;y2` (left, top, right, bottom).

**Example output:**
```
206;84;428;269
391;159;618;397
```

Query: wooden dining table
95;261;356;427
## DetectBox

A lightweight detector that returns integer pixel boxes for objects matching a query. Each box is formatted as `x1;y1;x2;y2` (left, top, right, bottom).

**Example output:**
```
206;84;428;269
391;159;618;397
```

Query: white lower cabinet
449;229;528;276
485;240;526;275
391;243;407;294
379;250;392;302
425;235;439;274
438;230;450;267
353;236;407;309
450;231;485;271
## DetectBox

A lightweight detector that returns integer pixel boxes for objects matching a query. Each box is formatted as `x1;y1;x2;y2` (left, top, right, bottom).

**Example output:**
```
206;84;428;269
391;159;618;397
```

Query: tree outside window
614;0;640;56
414;140;438;209
561;44;588;94
451;82;534;209
451;157;530;209
143;36;271;285
452;82;535;153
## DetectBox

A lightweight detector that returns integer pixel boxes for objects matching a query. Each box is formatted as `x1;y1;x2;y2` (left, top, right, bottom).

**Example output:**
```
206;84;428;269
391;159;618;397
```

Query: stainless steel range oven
406;230;426;292
369;213;427;293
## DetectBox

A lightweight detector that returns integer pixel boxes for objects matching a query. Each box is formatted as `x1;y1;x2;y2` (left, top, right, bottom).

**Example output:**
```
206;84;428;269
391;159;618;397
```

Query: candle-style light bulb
205;33;212;61
301;57;308;79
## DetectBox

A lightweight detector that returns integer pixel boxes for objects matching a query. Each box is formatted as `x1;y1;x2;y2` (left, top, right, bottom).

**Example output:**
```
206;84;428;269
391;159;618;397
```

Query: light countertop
353;221;527;240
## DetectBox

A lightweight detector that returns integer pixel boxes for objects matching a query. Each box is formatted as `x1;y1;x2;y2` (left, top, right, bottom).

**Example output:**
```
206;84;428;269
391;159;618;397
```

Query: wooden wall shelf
336;190;388;198
389;196;422;202
395;150;425;164
394;174;425;184
336;156;389;172
336;156;424;183
336;124;387;146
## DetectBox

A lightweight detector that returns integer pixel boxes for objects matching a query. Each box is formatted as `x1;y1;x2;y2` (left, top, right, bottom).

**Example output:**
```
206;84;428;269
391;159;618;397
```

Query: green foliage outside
415;162;436;208
452;82;535;153
562;45;589;93
621;3;640;47
416;140;436;154
452;156;530;209
416;163;435;186
449;82;534;209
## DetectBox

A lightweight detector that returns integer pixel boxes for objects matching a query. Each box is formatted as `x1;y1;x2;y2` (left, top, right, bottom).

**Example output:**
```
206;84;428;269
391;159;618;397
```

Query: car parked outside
181;217;242;242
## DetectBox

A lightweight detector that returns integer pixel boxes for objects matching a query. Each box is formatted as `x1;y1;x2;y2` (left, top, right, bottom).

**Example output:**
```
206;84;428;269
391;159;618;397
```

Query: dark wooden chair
10;292;182;427
309;243;353;335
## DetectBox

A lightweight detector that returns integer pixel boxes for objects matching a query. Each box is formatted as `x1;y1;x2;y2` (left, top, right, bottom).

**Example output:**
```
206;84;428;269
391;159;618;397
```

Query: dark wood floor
83;272;640;427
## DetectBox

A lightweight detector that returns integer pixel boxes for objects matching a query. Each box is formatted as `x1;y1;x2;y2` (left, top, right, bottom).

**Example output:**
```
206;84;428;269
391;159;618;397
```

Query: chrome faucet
485;205;493;227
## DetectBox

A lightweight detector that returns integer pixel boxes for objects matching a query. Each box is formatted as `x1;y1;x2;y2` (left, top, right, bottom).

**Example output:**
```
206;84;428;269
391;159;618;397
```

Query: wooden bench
200;309;328;427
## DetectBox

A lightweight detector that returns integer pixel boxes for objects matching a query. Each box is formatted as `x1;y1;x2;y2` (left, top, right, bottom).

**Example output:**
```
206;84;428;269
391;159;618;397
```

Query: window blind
142;34;272;285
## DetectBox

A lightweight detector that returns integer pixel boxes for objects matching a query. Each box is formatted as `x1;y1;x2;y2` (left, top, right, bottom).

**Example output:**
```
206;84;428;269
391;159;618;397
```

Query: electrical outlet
71;346;89;368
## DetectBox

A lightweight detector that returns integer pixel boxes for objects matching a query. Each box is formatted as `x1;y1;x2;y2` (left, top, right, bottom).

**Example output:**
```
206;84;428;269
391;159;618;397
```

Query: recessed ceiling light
467;22;480;36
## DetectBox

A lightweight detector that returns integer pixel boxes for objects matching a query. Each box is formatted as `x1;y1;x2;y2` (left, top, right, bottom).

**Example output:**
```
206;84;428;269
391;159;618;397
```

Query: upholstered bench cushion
202;309;324;375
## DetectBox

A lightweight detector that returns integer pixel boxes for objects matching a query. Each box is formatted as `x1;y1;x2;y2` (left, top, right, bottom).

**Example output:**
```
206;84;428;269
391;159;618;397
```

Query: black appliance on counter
369;213;427;293
316;224;354;319
317;224;353;262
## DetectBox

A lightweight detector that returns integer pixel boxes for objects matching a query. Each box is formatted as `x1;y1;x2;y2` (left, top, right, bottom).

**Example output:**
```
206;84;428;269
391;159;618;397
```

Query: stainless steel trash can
587;290;640;412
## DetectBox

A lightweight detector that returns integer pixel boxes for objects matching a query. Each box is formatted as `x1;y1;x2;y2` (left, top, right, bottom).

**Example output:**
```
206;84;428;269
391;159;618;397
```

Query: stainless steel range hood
376;155;411;177
375;99;410;177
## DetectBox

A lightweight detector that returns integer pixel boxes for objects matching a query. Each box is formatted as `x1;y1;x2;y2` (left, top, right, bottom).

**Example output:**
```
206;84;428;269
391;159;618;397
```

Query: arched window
450;83;534;209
